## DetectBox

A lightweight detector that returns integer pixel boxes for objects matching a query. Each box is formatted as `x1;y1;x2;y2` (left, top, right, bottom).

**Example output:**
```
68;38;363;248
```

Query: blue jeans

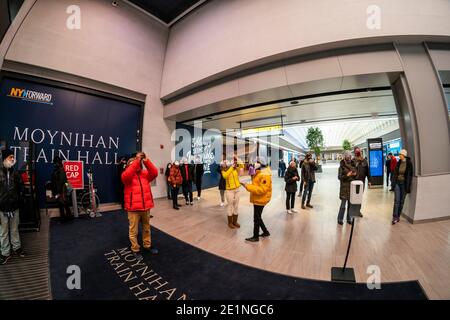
0;210;21;256
338;199;352;223
302;180;315;204
393;182;406;219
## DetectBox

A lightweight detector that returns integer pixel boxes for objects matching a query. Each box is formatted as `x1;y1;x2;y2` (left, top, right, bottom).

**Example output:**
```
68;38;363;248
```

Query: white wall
161;0;450;98
2;0;174;198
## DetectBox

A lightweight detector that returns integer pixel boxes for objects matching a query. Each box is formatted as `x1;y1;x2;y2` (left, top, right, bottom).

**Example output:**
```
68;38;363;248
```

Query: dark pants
386;171;391;187
253;205;268;238
302;180;315;204
338;199;352;223
182;181;193;202
393;181;406;219
286;192;296;210
58;198;72;220
196;179;202;197
171;186;180;208
298;179;304;196
166;180;172;199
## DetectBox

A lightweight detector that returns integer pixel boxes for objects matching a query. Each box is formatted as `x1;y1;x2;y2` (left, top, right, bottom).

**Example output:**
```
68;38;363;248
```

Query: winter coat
222;166;242;190
279;161;287;171
390;156;398;172
168;165;183;186
51;165;68;197
301;160;317;183
244;166;272;206
284;167;299;193
122;159;158;212
0;164;22;212
354;156;371;183
180;164;194;183
338;159;356;200
392;157;413;193
217;166;226;191
193;163;204;183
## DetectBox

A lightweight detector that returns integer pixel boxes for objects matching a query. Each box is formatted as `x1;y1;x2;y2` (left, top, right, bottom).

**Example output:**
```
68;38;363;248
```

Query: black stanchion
331;217;356;282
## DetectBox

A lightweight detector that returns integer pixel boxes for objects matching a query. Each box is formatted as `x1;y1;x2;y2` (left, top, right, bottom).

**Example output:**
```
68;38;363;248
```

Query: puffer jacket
0;164;22;212
222;165;242;190
245;166;272;206
168;165;183;186
122;159;158;211
338;159;356;200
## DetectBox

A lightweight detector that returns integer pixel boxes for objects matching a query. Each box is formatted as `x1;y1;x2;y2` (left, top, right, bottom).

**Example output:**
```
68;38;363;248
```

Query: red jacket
168;165;183;186
390;156;398;172
122;159;158;211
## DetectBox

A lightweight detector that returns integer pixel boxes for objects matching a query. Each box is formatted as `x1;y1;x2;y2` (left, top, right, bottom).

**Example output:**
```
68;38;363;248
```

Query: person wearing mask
193;156;204;200
51;156;73;222
180;158;194;205
218;161;227;207
389;154;398;191
337;151;357;225
168;161;183;210
385;153;392;188
0;149;26;264
300;153;317;209
122;152;158;261
241;157;272;242
222;157;243;229
284;160;299;214
117;156;127;209
278;159;287;178
391;149;413;225
353;147;371;217
164;162;172;200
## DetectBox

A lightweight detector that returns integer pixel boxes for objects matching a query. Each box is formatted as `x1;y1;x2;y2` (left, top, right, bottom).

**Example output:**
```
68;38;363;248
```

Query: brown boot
227;216;236;229
232;215;240;228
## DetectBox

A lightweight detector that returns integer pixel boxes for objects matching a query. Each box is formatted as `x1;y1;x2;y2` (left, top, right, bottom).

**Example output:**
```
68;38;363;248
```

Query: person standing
218;161;227;207
391;149;413;225
337;151;357;225
389;154;398;191
122;152;158;261
284;160;299;214
51;156;73;222
168;161;183;210
241;157;272;242
193;156;204;200
301;153;317;209
385;153;392;188
164;162;172;200
0;149;26;264
278;159;287;178
222;157;243;229
180;158;194;205
117;156;127;209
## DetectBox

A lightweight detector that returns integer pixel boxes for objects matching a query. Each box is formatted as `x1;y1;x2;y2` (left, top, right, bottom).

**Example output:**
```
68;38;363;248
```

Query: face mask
3;159;16;169
254;163;261;170
355;151;361;157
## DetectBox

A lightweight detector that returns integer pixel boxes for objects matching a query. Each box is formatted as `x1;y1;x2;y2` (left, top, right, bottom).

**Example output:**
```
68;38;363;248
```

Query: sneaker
306;204;313;208
197;197;201;200
245;237;259;242
287;209;293;214
186;201;189;205
291;209;298;213
14;248;26;258
190;202;194;205
143;247;158;255
301;204;306;209
173;206;180;210
0;255;12;265
337;221;343;225
259;231;270;237
133;252;143;261
95;212;102;218
220;202;225;207
347;220;352;225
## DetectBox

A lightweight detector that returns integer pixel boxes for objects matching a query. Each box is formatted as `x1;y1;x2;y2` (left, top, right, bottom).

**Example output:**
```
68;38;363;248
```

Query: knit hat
399;149;407;157
1;149;14;160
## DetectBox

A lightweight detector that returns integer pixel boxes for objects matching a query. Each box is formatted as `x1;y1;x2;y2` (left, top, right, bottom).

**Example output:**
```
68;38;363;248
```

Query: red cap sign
63;161;84;190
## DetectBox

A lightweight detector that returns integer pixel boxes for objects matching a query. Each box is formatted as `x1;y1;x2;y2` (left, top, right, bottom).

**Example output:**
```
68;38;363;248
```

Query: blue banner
0;77;142;207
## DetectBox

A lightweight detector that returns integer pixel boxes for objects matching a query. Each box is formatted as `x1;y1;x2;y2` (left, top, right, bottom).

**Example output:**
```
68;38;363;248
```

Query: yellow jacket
222;165;242;190
245;166;272;206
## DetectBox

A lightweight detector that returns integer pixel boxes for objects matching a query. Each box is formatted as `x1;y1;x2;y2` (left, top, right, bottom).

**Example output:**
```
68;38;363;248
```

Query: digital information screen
369;150;383;177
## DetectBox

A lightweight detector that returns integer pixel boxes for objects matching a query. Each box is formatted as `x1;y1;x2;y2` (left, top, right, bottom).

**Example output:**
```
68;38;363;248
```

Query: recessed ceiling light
206;117;213;120
290;101;299;105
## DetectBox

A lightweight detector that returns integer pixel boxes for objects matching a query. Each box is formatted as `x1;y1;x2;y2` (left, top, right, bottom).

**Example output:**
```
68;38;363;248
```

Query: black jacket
279;161;287;171
0;164;23;212
180;164;194;183
193;163;204;183
354;157;371;183
338;160;356;200
217;166;226;191
51;165;68;196
392;157;413;193
301;160;317;183
284;167;299;193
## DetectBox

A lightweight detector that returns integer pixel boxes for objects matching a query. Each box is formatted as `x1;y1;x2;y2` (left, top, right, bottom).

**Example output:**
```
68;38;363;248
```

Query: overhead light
290;101;299;105
206;117;213;120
